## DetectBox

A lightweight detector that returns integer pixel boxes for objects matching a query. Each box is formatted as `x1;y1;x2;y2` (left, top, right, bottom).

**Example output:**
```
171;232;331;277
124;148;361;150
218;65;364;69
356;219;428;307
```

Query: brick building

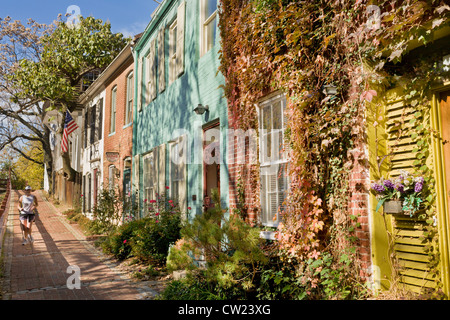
102;37;140;207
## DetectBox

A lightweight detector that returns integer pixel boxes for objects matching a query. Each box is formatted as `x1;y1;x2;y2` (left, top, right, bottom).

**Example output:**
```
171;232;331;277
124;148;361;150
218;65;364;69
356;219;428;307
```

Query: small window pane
207;0;217;18
272;101;282;130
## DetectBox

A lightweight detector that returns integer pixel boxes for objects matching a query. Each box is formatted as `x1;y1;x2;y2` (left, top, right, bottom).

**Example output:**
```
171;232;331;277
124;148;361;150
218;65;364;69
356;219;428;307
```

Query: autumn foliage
218;0;450;296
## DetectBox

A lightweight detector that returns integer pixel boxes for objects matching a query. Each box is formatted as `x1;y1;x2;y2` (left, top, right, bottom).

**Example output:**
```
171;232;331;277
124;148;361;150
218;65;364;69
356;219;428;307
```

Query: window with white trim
142;144;166;215
125;71;133;125
170;136;186;211
108;165;116;190
110;86;117;134
258;93;289;226
143;151;156;206
200;0;217;56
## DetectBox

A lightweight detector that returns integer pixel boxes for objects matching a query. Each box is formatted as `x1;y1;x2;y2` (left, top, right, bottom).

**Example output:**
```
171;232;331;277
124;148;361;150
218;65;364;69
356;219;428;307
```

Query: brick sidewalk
1;190;157;300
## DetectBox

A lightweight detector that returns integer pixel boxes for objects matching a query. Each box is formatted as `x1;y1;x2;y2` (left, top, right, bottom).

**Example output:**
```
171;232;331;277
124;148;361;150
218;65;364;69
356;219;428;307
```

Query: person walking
17;186;38;245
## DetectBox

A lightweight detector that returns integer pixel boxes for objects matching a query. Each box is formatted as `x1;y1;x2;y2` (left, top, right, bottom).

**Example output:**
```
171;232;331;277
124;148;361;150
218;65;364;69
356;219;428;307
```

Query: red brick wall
348;142;372;281
227;95;372;282
103;59;134;194
227;120;260;225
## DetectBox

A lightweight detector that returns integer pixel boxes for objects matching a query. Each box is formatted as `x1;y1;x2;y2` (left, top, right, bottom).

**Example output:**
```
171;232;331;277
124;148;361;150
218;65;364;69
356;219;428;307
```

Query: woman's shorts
19;213;36;223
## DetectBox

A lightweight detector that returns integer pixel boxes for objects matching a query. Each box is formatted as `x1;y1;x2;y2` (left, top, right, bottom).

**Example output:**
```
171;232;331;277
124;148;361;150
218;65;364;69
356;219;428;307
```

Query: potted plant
371;170;427;217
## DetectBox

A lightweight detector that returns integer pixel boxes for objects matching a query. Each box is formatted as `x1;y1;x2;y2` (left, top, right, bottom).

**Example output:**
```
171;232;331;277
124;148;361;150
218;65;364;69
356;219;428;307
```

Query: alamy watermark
66;265;81;289
365;5;381;31
66;5;81;27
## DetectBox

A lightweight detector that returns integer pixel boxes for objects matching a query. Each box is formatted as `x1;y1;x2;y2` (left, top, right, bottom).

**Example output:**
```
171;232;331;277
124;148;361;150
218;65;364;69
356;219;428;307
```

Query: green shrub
100;192;182;263
166;189;267;299
157;272;224;300
100;219;146;260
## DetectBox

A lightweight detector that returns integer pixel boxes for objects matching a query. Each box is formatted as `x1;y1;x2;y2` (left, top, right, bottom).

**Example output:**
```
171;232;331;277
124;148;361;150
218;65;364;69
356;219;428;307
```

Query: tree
2;14;128;185
0;17;52;185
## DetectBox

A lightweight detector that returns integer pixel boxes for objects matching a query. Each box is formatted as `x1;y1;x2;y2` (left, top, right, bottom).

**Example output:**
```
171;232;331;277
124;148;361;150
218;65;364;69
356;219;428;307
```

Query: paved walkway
0;190;159;300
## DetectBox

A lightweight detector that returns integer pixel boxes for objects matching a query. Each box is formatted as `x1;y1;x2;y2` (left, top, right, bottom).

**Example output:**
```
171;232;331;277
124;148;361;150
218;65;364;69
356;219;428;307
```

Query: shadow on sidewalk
4;190;141;300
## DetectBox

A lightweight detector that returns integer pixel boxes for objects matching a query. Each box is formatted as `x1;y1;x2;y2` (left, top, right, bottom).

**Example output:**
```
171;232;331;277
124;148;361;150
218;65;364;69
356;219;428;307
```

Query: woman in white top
17;186;38;245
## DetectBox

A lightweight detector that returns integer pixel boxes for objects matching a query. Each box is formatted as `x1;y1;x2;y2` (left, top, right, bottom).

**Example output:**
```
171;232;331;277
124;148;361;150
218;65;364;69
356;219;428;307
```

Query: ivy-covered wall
219;0;450;298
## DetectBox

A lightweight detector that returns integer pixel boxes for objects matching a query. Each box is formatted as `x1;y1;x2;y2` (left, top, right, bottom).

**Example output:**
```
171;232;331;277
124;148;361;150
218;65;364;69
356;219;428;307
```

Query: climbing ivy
219;0;450;298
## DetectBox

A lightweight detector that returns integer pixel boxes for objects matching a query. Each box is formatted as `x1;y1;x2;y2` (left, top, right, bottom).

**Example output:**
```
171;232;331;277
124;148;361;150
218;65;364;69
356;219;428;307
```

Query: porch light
194;104;209;115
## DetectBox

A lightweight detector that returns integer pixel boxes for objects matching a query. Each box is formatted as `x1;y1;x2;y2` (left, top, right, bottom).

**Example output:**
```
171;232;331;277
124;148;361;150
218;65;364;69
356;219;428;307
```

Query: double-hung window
125;72;133;125
258;93;289;227
142;144;166;216
108;165;116;190
110;86;117;134
200;0;217;56
169;136;187;213
143;151;157;209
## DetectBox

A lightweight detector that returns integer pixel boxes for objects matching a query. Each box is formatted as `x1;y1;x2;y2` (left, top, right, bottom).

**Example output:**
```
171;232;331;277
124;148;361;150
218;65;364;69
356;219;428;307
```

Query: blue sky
1;0;161;37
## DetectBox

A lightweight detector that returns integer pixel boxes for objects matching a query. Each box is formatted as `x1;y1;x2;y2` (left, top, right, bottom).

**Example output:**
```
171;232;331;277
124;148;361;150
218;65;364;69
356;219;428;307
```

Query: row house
78;39;138;216
43;105;83;206
78;71;105;216
43;0;450;298
132;0;228;219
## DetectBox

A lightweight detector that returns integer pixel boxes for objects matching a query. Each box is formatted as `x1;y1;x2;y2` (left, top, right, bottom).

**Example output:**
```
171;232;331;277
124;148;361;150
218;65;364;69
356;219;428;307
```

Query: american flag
61;111;78;153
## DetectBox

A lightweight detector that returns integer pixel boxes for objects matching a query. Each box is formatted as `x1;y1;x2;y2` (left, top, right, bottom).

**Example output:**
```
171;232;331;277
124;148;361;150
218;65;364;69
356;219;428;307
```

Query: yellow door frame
430;82;450;297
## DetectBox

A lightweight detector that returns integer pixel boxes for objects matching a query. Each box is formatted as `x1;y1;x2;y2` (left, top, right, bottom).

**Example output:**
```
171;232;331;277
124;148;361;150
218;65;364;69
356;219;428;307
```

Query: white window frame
143;151;156;206
258;93;289;227
110;86;117;134
125;71;133;126
108;165;116;190
169;19;178;85
200;0;218;56
169;136;186;207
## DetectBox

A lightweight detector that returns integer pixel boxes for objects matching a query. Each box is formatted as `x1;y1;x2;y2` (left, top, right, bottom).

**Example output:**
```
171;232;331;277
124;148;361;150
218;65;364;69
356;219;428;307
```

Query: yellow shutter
385;93;439;294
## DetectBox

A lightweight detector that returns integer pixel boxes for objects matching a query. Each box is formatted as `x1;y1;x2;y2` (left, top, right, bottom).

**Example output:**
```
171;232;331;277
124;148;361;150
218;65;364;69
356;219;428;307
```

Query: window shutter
137;57;143;112
148;38;157;102
176;1;185;76
133;154;140;189
133;154;140;212
158;27;165;93
260;170;268;223
179;135;187;216
384;91;439;293
98;98;103;140
158;143;166;196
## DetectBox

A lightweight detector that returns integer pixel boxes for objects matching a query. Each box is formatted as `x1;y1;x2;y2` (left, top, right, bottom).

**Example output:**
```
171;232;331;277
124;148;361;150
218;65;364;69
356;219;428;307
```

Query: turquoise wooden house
132;0;228;219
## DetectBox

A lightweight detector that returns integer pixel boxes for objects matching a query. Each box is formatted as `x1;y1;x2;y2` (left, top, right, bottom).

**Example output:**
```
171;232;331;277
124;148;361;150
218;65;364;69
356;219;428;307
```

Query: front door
203;123;220;212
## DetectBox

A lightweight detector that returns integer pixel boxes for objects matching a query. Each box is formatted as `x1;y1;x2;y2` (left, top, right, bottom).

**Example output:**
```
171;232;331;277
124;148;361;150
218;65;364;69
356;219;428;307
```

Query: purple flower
371;183;385;193
414;182;423;193
395;183;405;193
383;179;395;189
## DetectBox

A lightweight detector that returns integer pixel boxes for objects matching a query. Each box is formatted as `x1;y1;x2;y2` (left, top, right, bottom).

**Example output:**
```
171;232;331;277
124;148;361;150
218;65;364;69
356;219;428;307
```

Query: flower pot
383;200;403;214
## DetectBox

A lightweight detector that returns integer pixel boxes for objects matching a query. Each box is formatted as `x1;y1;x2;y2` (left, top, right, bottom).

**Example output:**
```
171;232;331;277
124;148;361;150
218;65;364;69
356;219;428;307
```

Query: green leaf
375;197;387;212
